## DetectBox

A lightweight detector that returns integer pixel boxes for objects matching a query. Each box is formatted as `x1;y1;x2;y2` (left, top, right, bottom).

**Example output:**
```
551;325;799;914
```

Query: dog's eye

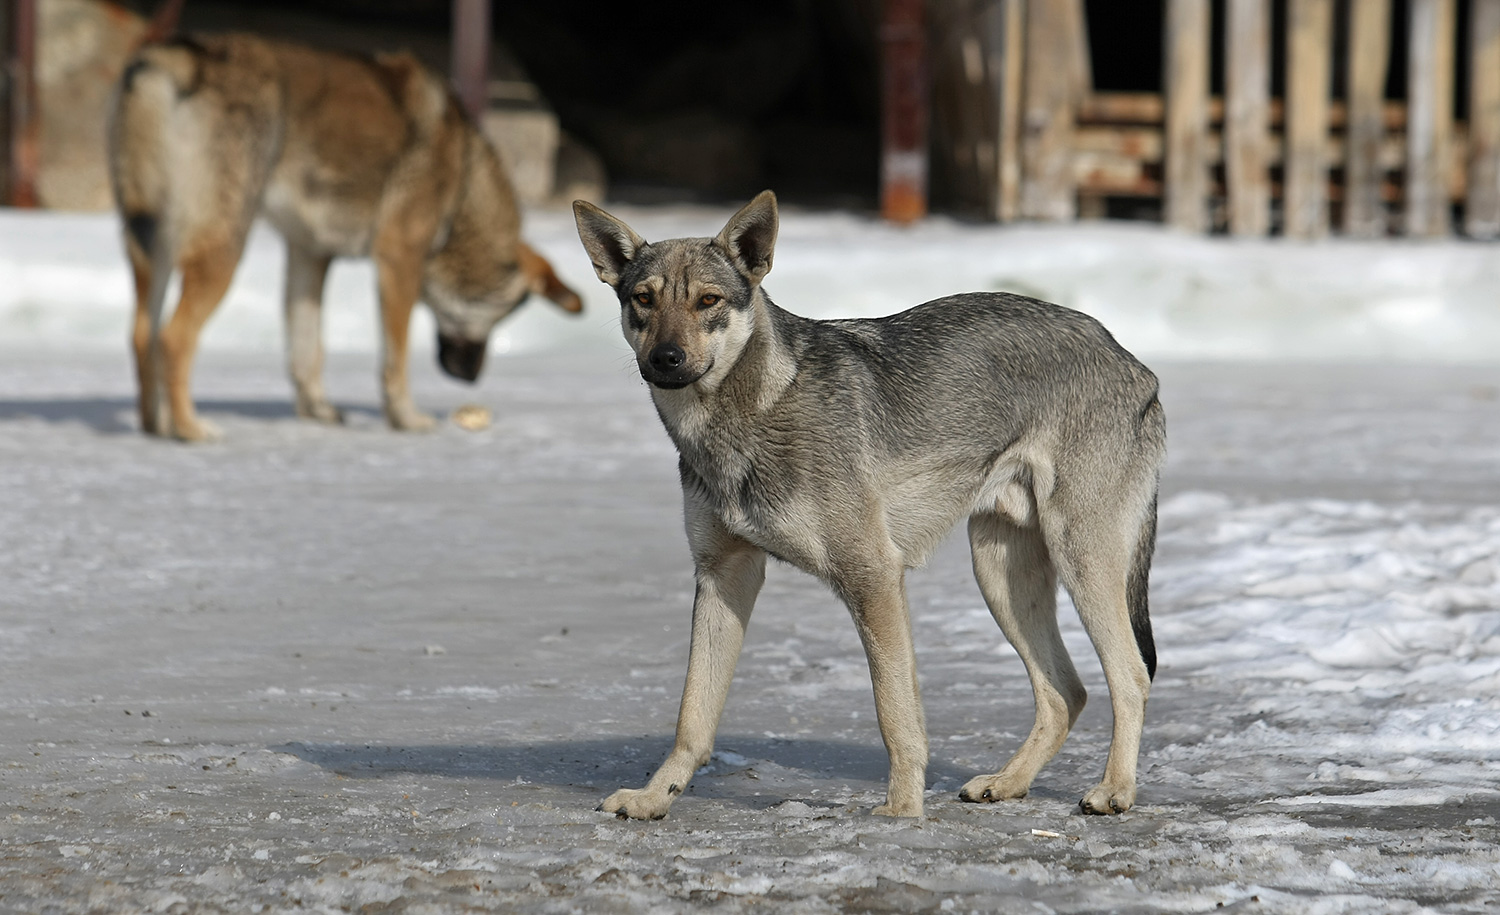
633;292;652;307
699;294;721;309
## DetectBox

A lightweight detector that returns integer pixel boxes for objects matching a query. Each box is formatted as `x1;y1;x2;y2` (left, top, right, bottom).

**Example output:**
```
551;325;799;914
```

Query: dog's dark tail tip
1128;494;1158;681
124;213;159;255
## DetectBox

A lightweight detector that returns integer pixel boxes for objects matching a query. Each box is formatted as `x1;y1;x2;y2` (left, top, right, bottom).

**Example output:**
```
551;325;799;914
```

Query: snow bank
3;206;1500;362
1147;492;1500;809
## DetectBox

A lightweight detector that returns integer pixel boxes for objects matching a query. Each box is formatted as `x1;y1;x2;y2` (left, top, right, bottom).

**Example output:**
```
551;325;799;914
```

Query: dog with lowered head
110;33;581;441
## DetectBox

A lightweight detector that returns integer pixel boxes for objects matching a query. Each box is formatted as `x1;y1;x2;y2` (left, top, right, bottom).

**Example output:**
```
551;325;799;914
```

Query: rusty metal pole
880;0;928;223
143;0;187;44
8;0;39;207
451;0;491;121
0;0;9;204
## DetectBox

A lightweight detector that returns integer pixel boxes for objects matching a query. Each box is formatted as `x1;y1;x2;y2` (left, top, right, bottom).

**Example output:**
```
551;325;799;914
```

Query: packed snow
2;206;1499;912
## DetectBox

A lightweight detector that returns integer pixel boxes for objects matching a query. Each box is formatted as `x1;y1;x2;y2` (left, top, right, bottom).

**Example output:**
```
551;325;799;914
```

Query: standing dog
574;192;1164;819
110;34;581;441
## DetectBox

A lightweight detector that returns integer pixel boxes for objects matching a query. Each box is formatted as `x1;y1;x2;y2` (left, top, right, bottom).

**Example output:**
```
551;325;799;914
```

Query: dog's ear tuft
573;200;646;288
715;190;778;284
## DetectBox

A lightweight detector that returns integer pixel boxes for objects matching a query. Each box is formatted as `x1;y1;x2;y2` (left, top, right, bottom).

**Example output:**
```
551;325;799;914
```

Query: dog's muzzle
437;334;487;383
641;342;702;389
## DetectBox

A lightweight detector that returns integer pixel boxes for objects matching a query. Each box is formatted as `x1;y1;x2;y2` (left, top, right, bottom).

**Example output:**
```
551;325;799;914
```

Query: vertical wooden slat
1225;0;1271;236
1285;0;1333;239
1345;0;1392;237
986;0;1025;222
1063;0;1092;100
1466;0;1500;238
451;0;492;121
1406;0;1456;237
1020;0;1077;221
880;0;929;224
1165;0;1210;232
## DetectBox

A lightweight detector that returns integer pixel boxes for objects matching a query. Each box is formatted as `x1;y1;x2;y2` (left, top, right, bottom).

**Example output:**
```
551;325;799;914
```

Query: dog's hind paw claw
958;774;1029;804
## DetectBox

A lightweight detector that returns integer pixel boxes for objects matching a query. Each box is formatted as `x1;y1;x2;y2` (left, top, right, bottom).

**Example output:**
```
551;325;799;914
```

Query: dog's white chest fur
654;386;831;573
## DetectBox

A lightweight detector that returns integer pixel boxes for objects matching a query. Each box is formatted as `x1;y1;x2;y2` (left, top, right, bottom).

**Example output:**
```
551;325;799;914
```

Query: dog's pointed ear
715;190;778;284
573;200;646;289
518;242;584;314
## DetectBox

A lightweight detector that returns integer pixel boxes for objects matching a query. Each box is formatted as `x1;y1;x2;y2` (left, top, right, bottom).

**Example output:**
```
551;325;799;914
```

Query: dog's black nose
437;334;487;383
648;343;686;374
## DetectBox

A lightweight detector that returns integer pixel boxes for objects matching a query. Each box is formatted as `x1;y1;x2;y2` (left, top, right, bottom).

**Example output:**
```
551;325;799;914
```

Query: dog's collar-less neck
429;123;474;256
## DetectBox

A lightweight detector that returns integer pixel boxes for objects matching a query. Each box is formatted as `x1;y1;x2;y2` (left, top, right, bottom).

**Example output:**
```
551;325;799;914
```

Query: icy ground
2;207;1500;912
1;347;1498;914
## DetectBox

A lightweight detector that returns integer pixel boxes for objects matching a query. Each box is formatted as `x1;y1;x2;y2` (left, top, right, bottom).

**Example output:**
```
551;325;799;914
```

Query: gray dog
574;192;1164;819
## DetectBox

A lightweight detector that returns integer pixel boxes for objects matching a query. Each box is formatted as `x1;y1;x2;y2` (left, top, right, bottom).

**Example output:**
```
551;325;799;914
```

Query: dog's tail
1127;394;1165;681
110;40;201;244
1127;491;1158;681
110;41;201;426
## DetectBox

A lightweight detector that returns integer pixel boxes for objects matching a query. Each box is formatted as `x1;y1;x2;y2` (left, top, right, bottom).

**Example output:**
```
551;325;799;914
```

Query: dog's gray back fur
576;192;1163;819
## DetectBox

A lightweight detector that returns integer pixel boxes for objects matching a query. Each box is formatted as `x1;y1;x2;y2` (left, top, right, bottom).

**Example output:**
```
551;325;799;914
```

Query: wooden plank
1345;0;1391;237
1164;0;1210;232
1285;0;1333;238
1406;0;1456;237
928;0;988;216
1467;0;1500;237
1225;0;1271;236
988;0;1025;221
8;0;39;208
1020;0;1077;220
1064;0;1092;99
880;0;929;223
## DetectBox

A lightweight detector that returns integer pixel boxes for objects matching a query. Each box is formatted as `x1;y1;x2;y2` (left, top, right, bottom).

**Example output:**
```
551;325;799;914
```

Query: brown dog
109;33;581;441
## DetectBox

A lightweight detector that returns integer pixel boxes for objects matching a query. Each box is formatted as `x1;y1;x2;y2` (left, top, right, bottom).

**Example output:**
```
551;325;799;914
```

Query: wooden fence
931;0;1500;238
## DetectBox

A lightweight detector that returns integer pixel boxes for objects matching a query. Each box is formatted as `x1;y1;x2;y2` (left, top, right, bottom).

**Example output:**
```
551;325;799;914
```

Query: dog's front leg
841;564;928;817
601;512;765;820
374;250;436;432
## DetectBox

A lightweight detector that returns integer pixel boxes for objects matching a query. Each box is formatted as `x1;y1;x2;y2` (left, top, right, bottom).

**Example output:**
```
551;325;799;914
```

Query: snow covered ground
2;207;1499;912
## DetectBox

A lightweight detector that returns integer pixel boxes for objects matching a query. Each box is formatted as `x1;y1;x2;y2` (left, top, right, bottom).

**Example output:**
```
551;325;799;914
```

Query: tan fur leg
960;512;1086;804
1043;510;1151;815
160;247;238;443
283;245;341;424
601;508;765;820
127;245;166;436
375;252;435;432
841;563;928;817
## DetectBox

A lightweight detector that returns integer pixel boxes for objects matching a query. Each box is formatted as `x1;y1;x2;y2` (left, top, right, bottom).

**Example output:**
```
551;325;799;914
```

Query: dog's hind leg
599;502;766;820
1042;490;1156;815
284;245;341;424
160;242;242;442
960;511;1086;804
126;236;169;436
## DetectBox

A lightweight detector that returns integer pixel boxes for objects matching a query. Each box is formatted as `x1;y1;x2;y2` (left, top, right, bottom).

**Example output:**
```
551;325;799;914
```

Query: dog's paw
871;799;923;817
171;416;223;443
387;409;437;433
958;774;1030;804
297;399;345;425
597;788;672;821
1078;781;1135;815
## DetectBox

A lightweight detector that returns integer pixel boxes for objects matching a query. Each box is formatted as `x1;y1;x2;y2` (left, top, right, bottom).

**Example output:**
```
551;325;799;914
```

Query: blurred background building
1;0;1497;237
